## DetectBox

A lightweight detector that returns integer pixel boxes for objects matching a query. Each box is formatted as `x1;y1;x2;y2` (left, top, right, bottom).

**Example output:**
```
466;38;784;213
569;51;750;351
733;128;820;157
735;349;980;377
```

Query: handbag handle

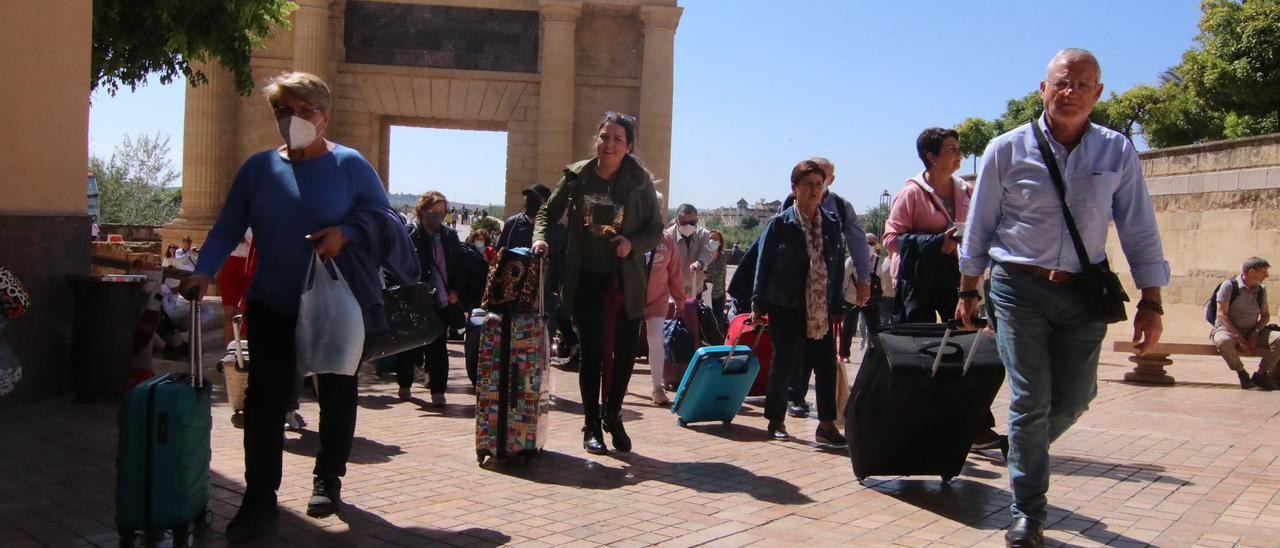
1030;119;1094;273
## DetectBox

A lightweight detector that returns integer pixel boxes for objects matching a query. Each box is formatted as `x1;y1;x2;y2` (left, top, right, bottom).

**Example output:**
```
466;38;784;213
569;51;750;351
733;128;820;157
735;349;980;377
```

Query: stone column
160;62;237;246
292;0;332;78
638;5;682;207
536;0;582;184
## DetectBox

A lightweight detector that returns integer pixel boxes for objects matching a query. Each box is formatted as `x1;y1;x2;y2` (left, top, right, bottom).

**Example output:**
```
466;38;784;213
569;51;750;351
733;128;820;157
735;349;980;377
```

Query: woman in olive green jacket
533;113;663;455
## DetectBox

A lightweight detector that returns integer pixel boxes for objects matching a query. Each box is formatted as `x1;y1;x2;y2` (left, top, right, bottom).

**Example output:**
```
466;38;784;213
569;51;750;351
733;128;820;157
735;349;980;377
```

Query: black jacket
407;222;487;326
498;210;567;292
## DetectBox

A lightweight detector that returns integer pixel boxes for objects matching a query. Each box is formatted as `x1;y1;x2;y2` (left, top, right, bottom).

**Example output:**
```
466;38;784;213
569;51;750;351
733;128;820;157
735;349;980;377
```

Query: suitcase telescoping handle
930;318;989;379
184;287;203;388
723;318;765;373
231;314;247;371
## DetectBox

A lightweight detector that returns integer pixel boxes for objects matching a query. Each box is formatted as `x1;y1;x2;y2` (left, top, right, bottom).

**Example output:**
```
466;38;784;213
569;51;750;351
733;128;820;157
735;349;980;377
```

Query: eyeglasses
272;104;325;119
1048;79;1099;93
605;111;636;124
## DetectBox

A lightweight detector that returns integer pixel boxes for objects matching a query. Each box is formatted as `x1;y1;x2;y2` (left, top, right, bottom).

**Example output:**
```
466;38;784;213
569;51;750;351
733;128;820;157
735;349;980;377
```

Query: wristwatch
958;289;981;300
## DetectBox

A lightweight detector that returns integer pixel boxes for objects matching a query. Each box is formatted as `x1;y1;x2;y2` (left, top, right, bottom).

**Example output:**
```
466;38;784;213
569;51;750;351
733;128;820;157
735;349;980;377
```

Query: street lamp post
877;190;891;238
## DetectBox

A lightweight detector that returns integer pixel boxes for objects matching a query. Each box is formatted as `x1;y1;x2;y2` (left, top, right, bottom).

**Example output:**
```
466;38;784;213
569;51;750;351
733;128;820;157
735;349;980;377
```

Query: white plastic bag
296;254;364;376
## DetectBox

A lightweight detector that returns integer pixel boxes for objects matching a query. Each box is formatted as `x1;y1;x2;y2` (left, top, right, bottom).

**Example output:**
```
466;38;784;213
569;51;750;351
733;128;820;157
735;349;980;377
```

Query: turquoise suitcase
116;298;211;547
671;345;759;427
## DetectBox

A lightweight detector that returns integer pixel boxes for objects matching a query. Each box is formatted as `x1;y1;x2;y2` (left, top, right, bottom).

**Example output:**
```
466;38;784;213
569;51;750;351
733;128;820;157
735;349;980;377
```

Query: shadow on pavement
283;429;405;465
872;478;1144;547
203;472;509;548
486;449;815;506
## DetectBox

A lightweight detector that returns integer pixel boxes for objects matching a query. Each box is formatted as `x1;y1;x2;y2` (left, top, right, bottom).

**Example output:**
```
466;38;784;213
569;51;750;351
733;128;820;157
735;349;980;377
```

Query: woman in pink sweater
644;195;685;405
883;127;972;324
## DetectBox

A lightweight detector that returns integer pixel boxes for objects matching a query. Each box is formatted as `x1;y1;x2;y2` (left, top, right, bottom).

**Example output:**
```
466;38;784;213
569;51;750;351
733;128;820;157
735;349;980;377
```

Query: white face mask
708;240;720;252
278;115;318;150
472;242;485;251
678;224;696;238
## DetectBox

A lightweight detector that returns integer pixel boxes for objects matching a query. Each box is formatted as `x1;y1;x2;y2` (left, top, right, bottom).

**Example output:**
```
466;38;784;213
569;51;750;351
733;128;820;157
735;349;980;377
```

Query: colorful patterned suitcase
475;311;550;464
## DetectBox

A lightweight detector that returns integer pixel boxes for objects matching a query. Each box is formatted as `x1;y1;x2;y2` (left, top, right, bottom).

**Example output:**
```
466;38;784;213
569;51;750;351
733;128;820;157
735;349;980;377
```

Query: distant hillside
388;193;504;218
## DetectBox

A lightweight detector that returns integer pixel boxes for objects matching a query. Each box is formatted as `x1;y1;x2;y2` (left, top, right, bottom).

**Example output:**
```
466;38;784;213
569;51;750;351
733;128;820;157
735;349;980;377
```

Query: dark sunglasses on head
678;219;698;226
272;104;325;119
605;111;636;124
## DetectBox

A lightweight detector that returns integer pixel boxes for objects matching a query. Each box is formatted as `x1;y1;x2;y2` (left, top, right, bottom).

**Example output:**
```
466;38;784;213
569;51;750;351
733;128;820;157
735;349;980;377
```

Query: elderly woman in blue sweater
180;72;404;541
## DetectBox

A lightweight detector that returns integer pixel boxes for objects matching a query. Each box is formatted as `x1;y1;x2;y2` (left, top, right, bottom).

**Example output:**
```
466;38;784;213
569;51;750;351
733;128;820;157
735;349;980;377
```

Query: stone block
1200;209;1252;231
1257;231;1280;258
1198;149;1231;173
1239;168;1271;190
1209;171;1240;192
1187;173;1205;193
1268;167;1280;188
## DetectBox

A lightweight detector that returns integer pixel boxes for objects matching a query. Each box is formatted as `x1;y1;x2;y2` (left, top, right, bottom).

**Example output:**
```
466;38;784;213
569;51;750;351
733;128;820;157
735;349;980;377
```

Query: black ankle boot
582;418;607;455
602;412;632;452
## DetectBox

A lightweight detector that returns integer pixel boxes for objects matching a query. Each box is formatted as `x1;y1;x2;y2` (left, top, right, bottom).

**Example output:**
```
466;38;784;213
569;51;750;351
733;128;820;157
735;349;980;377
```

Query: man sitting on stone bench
1212;257;1280;390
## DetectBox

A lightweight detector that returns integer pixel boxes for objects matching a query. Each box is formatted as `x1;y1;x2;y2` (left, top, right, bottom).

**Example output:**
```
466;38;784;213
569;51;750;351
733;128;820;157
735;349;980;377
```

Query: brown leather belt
1000;262;1079;284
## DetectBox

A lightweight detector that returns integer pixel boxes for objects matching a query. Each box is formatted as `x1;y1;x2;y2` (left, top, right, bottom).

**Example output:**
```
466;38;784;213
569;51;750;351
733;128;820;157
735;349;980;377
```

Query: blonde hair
414;191;448;220
263;72;333;112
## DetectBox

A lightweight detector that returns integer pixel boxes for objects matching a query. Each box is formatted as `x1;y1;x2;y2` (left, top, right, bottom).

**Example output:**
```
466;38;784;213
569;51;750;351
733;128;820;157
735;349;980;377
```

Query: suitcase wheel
999;436;1010;461
855;476;867;485
677;418;688;428
941;475;954;484
721;419;732;426
477;451;487;465
172;523;193;548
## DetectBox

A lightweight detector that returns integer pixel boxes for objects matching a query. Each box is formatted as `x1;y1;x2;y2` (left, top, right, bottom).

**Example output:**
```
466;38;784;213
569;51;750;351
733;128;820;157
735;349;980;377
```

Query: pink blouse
883;173;972;289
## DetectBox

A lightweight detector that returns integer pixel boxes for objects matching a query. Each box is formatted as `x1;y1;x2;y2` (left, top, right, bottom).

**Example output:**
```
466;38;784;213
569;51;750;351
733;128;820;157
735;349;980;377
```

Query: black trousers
768;306;837;423
573;271;639;423
243;301;358;501
395;304;451;393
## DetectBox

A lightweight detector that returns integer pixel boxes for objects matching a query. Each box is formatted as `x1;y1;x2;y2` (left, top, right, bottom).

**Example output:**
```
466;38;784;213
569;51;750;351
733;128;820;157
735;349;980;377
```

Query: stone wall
1106;133;1280;305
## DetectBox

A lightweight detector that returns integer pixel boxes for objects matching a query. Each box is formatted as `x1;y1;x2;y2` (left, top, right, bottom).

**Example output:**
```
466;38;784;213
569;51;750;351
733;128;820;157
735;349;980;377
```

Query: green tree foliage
92;0;294;96
706;217;764;249
959;0;1280;150
91;133;182;225
1180;0;1280;128
470;216;501;234
955;117;995;173
739;215;759;230
860;203;890;239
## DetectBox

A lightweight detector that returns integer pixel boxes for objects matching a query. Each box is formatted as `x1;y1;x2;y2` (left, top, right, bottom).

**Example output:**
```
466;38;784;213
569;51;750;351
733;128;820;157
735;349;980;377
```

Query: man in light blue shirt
956;48;1168;548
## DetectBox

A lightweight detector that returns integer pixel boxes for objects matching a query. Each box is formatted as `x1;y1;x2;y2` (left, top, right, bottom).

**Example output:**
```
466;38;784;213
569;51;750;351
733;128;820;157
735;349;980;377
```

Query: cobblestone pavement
3;305;1280;547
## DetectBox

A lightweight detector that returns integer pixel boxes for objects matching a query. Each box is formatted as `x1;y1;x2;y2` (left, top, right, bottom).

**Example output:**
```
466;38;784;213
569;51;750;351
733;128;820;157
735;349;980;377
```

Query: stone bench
1112;341;1265;385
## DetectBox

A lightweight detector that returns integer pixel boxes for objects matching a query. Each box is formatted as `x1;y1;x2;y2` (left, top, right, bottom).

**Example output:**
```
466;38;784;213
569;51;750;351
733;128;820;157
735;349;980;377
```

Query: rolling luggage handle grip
930;318;990;378
722;321;765;374
231;315;247;372
184;288;203;388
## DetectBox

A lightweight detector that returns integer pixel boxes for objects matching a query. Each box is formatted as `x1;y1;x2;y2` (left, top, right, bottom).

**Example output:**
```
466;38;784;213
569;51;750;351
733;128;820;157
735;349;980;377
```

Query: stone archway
162;0;682;248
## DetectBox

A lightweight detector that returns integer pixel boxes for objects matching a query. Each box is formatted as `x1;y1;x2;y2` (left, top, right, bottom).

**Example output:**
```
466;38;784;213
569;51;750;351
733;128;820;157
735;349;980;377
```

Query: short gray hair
1046;48;1102;81
809;157;834;172
263;71;333;112
676;203;698;216
1243;256;1271;273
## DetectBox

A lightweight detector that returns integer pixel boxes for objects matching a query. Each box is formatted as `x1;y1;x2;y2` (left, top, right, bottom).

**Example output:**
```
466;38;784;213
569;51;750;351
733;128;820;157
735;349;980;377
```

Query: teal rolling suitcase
671;345;759;427
116;297;211;547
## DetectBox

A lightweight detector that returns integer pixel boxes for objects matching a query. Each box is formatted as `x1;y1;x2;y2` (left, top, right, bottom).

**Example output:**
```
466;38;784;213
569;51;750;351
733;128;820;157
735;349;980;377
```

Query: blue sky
88;0;1203;213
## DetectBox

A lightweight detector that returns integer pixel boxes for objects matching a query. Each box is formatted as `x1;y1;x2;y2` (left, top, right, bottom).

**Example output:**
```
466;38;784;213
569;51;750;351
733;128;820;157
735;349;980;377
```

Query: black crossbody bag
1030;119;1129;324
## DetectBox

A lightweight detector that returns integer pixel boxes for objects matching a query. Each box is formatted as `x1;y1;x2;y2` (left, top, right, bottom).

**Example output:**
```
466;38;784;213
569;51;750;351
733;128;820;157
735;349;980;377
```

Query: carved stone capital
639;5;682;33
539;0;582;24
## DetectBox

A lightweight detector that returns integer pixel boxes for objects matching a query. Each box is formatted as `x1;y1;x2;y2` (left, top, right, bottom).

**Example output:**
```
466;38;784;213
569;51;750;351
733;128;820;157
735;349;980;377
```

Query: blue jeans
988;264;1106;523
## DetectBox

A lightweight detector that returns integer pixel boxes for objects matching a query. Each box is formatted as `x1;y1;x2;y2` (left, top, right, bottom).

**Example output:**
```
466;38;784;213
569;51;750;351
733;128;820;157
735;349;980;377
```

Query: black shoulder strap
1030;119;1092;270
1229;278;1241;304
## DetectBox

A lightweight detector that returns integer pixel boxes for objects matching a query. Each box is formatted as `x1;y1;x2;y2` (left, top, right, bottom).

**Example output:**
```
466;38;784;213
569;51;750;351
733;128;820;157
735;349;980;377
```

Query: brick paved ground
3;304;1280;547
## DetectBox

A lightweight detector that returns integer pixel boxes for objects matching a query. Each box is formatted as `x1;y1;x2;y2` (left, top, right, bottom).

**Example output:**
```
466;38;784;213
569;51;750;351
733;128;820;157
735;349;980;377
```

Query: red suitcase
726;314;772;397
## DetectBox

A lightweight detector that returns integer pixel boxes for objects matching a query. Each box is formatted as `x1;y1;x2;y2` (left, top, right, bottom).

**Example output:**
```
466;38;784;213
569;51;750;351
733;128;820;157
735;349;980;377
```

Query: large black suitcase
845;321;1004;483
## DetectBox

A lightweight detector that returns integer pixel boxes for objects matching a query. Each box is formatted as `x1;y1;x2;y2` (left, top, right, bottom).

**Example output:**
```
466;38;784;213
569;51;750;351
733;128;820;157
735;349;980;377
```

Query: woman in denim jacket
752;160;847;444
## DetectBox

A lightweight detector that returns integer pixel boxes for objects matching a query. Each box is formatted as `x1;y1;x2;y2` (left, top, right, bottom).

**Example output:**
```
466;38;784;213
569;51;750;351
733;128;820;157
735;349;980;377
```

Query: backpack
1206;278;1265;325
